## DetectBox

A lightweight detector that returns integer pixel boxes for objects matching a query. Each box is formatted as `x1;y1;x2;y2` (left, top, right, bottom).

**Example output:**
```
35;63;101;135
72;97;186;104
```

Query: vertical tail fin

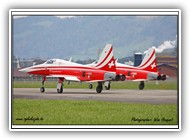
138;48;158;72
95;44;116;72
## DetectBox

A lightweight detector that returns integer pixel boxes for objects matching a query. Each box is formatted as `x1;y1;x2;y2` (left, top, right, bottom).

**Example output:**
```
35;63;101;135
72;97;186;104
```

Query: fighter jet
19;44;117;93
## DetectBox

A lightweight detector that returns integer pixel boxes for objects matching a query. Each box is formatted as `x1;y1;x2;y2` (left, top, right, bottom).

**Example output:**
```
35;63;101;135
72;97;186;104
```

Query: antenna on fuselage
69;57;72;62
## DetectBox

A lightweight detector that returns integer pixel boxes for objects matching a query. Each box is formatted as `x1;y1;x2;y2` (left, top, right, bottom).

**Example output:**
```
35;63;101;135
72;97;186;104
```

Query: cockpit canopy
45;59;56;64
44;59;72;65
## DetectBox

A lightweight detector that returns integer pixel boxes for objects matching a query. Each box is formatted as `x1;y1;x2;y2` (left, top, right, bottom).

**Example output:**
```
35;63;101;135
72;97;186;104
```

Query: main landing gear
139;81;145;90
104;81;110;90
96;82;103;93
89;81;111;93
57;78;64;93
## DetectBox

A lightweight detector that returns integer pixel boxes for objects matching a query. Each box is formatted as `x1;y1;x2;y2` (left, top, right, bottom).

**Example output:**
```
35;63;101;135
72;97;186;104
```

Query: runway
13;88;177;104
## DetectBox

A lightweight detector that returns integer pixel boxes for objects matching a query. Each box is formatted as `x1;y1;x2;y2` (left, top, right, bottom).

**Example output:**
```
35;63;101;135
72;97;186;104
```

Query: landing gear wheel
139;81;145;90
40;77;46;93
57;78;64;93
57;86;63;93
105;84;110;90
89;84;93;89
96;86;103;93
40;87;45;93
96;82;103;93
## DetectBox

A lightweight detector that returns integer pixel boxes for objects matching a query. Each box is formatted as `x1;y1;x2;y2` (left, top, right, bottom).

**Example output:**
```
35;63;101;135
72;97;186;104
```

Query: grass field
13;99;178;125
13;80;177;90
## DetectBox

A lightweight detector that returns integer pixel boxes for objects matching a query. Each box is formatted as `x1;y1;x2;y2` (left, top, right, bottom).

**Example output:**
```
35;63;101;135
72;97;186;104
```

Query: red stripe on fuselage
29;66;113;74
28;66;108;81
31;66;96;70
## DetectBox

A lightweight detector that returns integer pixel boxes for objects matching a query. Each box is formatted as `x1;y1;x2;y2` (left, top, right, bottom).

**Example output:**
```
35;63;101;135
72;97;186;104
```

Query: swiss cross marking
151;63;156;69
108;61;114;68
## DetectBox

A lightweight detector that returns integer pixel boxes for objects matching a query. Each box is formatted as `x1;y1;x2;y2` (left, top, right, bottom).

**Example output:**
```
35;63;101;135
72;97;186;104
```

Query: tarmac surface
13;88;177;104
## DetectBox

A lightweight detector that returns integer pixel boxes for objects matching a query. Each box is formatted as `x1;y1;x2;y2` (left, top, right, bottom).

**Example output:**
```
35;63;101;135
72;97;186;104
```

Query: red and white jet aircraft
19;44;117;93
115;47;167;90
88;47;166;90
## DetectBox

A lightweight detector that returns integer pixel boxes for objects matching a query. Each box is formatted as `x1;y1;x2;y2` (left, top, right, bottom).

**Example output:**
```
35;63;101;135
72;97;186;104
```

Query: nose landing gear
40;77;46;93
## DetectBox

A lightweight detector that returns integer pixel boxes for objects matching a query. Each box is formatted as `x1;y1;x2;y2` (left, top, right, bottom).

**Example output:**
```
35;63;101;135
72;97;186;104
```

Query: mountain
13;15;177;60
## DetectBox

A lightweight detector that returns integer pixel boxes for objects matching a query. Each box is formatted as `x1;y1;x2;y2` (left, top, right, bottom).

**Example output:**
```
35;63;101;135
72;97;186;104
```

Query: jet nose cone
19;67;31;73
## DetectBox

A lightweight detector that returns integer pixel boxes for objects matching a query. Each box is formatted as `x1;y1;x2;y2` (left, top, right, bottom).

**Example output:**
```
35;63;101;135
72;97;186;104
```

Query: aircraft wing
47;75;112;83
47;75;80;82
